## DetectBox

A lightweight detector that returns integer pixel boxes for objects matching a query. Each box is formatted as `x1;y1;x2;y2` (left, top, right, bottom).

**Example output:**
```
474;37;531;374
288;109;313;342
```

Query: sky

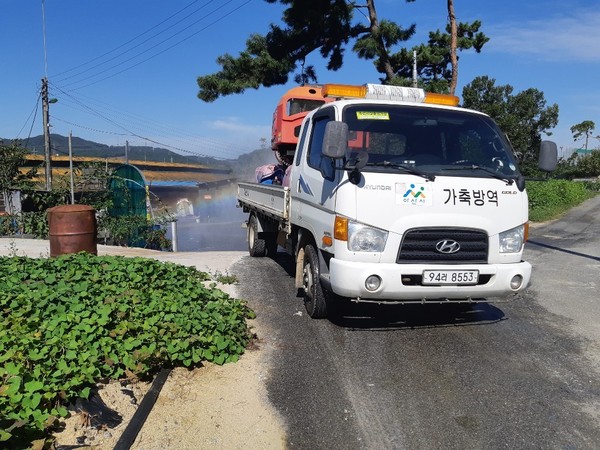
1;0;599;161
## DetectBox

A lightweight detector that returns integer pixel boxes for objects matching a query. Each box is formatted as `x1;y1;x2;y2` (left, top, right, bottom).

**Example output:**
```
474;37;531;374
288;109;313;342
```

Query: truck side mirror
538;140;558;172
322;121;348;159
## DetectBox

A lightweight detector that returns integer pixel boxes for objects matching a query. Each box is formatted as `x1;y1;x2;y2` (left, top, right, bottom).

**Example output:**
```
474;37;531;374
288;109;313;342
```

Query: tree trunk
366;0;395;81
448;0;458;95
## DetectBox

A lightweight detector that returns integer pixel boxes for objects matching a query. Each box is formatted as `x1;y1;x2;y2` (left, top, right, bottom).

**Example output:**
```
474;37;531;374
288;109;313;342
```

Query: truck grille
397;228;488;264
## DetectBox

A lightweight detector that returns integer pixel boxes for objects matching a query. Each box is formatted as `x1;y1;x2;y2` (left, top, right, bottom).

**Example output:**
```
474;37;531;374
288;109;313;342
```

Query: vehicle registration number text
422;270;479;285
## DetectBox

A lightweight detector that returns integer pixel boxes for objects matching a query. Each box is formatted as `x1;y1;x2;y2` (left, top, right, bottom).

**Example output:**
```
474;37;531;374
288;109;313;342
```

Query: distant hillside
4;134;223;165
2;134;281;182
227;146;280;182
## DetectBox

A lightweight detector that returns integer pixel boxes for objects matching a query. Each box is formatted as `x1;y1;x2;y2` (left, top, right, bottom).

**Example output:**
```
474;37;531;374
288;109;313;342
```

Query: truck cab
239;83;557;319
287;84;555;316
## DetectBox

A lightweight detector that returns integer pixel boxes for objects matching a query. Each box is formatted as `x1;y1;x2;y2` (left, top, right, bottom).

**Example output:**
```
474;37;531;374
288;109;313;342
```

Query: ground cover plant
0;253;255;448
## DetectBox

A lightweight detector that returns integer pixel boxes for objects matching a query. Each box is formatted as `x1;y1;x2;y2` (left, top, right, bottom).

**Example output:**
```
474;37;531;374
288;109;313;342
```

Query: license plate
422;270;479;285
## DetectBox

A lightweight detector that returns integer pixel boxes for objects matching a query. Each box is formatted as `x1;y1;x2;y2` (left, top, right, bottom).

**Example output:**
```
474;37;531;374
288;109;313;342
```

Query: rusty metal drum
48;204;97;257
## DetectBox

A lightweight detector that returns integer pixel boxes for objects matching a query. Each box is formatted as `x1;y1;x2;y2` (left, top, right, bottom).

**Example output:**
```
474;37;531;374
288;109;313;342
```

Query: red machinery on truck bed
271;85;332;165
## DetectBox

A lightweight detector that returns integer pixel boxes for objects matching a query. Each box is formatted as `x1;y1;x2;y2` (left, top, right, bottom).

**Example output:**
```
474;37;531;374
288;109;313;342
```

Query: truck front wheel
302;244;328;319
247;214;267;257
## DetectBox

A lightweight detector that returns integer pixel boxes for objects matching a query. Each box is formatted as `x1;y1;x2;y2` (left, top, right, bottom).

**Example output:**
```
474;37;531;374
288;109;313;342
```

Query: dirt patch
132;341;285;450
53;329;285;449
53;379;152;448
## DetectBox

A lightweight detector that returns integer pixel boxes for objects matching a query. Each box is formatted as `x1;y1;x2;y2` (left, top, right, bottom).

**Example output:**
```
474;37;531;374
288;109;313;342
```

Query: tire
302;244;328;319
247;214;267;257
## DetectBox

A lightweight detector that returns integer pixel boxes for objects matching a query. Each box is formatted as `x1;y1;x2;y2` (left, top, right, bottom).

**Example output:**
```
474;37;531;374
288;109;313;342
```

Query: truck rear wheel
248;214;267;257
302;244;328;319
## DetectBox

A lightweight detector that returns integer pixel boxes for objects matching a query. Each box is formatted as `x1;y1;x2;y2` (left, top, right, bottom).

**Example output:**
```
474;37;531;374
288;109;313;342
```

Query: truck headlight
347;222;388;252
499;224;525;253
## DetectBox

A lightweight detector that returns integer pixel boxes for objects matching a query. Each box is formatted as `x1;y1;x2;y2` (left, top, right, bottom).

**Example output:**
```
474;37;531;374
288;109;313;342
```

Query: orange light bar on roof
322;84;367;99
424;92;460;106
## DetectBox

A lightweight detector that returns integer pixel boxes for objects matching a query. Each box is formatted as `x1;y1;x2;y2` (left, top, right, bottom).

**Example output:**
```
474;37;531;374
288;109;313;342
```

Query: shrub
527;179;596;222
575;150;600;177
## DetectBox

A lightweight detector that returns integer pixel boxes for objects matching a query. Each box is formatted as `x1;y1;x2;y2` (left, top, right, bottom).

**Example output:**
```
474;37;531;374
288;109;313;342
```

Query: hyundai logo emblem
435;239;460;254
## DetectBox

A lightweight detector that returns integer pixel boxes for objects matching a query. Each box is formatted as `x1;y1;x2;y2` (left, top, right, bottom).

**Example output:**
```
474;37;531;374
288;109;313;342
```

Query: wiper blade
367;161;435;181
442;165;514;185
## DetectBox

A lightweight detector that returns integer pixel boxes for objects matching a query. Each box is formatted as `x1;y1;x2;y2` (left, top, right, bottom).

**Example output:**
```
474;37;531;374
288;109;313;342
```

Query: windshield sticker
356;111;390;120
444;188;498;206
396;183;432;206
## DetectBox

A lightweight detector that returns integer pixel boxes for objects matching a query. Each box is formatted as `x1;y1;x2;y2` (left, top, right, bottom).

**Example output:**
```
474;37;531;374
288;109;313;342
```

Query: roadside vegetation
528;179;599;222
0;253;254;448
527;147;600;222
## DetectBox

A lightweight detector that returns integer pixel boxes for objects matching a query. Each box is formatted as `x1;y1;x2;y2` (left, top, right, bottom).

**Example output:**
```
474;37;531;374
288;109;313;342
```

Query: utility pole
68;131;75;204
41;77;52;190
412;51;418;88
125;140;129;164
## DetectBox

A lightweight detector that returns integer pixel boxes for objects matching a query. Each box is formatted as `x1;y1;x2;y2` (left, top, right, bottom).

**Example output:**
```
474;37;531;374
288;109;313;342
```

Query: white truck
238;83;557;318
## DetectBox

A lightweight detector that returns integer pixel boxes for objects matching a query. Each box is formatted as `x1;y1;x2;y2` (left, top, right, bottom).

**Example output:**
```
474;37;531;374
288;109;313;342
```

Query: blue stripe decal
299;175;314;196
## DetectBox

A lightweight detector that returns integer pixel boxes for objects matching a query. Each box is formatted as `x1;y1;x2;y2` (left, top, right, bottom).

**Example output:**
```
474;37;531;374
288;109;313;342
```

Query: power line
57;0;250;91
53;96;244;158
53;0;219;84
52;117;129;136
39;1;260;161
49;84;237;160
41;0;49;77
51;0;204;79
17;90;42;140
49;84;250;158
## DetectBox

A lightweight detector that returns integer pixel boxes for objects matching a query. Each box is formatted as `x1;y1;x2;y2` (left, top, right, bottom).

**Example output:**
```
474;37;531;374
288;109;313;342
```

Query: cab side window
295;122;310;166
307;115;335;180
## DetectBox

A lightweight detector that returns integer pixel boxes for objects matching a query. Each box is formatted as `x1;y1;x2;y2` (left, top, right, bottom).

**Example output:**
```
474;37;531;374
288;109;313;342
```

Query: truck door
293;108;340;242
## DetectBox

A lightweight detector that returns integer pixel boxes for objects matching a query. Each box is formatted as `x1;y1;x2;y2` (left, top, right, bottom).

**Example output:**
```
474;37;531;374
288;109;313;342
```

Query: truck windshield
342;104;521;179
288;98;326;116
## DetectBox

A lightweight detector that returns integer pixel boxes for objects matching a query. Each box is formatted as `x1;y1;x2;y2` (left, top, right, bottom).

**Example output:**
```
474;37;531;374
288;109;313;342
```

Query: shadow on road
528;239;600;262
327;301;506;330
267;251;507;330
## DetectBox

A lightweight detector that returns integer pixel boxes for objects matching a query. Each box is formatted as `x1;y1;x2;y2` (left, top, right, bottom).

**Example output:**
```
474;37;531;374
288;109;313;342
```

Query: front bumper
328;259;532;301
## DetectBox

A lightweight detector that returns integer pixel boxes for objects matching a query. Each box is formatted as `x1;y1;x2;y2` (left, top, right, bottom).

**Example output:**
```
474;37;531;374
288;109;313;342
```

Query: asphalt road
232;196;600;449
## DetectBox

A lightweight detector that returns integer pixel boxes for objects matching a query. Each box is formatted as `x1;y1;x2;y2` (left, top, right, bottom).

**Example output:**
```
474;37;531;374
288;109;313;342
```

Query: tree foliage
0;142;38;216
0;142;37;192
575;150;600;176
197;0;488;101
198;0;359;101
462;76;559;172
570;120;596;150
387;21;488;93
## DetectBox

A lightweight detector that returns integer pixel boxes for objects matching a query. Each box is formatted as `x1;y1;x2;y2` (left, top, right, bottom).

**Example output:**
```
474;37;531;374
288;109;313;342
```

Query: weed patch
528;179;598;222
0;253;255;448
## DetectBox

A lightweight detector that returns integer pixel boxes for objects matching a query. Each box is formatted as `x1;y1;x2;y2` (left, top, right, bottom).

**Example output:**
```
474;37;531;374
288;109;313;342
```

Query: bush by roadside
0;253;255;449
527;179;599;222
